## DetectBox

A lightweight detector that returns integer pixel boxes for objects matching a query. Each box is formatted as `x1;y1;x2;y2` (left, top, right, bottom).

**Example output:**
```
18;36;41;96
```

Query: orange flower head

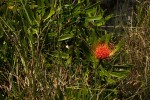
94;43;111;59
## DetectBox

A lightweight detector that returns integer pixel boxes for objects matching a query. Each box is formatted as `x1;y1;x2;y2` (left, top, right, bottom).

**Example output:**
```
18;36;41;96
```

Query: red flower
94;43;111;59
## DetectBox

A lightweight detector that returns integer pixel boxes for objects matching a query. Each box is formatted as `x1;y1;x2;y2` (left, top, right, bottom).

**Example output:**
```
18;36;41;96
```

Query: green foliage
0;0;131;99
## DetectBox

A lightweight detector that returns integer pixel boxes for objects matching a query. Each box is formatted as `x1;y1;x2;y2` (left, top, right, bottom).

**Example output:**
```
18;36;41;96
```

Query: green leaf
105;32;112;45
96;14;112;26
45;8;55;20
85;1;102;10
99;65;109;76
96;19;105;26
110;71;129;79
0;17;14;32
60;52;69;59
105;14;113;21
107;78;116;84
37;0;45;16
86;16;103;21
52;51;69;59
110;39;124;56
48;32;57;37
58;33;74;41
44;0;55;21
86;8;97;17
113;64;132;69
72;1;83;12
20;0;32;25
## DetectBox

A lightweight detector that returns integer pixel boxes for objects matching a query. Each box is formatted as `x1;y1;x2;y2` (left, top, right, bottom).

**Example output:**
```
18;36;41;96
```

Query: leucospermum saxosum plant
94;43;112;60
88;33;131;99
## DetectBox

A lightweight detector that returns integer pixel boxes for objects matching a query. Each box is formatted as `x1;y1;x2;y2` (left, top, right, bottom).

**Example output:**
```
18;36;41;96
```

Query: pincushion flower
93;43;112;60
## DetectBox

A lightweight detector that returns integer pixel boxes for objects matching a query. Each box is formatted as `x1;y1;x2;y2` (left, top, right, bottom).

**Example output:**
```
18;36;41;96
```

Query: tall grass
0;0;149;100
119;0;150;99
123;30;150;99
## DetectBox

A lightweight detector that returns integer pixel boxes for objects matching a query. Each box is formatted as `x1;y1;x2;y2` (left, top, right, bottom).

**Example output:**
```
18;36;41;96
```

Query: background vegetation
0;0;149;100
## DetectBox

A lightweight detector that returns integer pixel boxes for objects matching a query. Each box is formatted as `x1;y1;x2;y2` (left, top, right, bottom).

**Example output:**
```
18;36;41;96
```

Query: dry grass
119;1;150;99
121;27;150;99
101;0;150;99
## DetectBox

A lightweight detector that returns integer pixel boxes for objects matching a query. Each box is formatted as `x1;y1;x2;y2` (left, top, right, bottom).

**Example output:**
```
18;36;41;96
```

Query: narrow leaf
72;1;83;12
52;51;69;59
20;0;32;25
85;1;102;10
109;39;124;56
110;71;129;78
105;32;112;46
113;64;132;69
44;0;55;21
96;19;105;26
105;14;113;21
86;16;102;21
58;34;74;41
